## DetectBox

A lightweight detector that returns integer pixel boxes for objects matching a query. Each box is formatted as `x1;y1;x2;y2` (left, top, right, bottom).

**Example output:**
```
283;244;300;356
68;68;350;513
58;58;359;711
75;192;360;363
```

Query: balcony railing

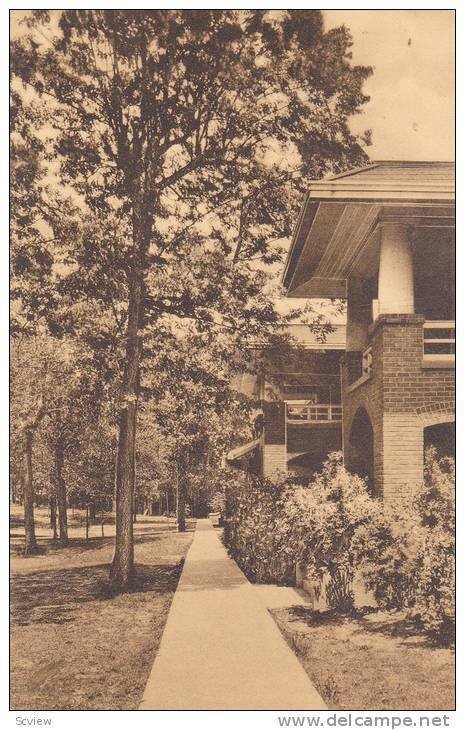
423;321;455;358
362;345;373;377
286;402;342;423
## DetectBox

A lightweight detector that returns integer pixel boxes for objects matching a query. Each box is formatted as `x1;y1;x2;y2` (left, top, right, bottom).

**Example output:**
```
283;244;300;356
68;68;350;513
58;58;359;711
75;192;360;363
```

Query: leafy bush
224;448;455;643
224;453;381;610
358;447;455;644
223;470;297;584
283;452;381;612
208;490;226;514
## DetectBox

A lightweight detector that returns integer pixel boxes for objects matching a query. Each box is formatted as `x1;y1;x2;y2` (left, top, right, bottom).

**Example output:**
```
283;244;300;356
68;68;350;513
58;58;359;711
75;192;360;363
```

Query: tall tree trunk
89;501;96;521
109;270;144;593
50;496;57;540
22;428;38;555
132;443;137;523
54;443;68;546
177;460;187;533
21;400;45;556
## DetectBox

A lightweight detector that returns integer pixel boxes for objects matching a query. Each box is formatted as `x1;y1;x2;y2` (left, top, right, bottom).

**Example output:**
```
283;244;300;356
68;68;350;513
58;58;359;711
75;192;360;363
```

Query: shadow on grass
11;560;183;628
355;612;447;649
280;605;348;628
280;604;446;650
10;536;116;558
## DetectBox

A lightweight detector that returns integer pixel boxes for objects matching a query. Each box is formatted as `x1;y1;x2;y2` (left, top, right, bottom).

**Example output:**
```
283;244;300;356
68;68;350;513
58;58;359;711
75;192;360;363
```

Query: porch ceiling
283;162;455;298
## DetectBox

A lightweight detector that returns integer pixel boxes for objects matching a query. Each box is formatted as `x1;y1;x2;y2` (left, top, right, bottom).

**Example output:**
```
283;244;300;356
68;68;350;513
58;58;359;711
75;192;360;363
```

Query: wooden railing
286;402;343;423
362;345;373;377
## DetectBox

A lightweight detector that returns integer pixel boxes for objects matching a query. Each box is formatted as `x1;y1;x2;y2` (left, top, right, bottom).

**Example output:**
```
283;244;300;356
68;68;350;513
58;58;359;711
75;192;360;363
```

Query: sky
280;10;455;317
9;9;455;321
323;10;455;161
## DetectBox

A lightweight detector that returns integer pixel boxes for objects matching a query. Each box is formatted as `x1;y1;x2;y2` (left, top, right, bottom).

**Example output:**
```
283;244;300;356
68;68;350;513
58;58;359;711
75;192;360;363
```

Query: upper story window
423;321;455;358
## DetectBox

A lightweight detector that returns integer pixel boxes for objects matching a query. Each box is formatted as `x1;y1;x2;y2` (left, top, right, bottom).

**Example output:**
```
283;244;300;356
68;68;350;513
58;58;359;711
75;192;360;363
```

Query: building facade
283;161;455;501
227;325;345;480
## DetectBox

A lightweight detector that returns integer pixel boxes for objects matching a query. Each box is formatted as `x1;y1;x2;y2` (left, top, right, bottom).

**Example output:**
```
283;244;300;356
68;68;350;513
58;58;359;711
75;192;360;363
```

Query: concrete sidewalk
140;519;326;710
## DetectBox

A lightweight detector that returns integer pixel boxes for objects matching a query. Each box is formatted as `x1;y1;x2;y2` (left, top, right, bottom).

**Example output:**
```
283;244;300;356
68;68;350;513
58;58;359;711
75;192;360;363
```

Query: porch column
378;223;414;315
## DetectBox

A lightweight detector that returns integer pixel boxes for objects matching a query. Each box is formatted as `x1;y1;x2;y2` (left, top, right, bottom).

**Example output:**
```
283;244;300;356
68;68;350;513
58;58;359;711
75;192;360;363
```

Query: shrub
411;448;455;644
224;449;455;642
358;447;455;644
208;490;226;514
223;470;296;584
284;452;381;612
224;453;382;610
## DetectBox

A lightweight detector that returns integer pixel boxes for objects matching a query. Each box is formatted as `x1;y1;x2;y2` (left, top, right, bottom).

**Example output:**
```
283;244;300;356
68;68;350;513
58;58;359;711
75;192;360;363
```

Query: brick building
282;161;455;501
227;324;345;479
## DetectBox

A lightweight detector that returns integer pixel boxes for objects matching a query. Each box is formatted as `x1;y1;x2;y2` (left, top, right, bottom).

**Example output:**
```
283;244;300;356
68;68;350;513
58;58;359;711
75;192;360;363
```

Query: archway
348;407;375;495
424;421;455;460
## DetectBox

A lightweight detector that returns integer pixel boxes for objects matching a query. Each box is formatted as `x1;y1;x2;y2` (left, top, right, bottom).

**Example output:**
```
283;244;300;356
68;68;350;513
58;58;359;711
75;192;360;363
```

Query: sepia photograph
9;7;455;717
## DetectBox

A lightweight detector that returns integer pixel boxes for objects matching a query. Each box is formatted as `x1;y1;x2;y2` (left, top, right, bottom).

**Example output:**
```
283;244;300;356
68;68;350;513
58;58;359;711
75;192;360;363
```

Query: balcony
423;321;455;368
286;401;342;423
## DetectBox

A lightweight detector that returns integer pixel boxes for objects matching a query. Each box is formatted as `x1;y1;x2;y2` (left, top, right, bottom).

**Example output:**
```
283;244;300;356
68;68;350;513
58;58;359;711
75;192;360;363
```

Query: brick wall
287;424;342;458
262;445;287;477
343;314;455;501
262;402;286;444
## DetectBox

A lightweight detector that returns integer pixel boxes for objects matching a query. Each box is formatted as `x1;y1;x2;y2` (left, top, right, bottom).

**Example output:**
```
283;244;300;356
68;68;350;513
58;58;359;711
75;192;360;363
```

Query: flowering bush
283;452;381;612
208;490;226;514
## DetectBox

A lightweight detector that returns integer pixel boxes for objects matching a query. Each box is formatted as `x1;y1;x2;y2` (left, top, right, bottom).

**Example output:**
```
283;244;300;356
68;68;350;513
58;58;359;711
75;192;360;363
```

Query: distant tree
11;333;106;549
11;336;54;554
12;10;372;590
40;343;104;545
65;417;117;518
142;320;259;530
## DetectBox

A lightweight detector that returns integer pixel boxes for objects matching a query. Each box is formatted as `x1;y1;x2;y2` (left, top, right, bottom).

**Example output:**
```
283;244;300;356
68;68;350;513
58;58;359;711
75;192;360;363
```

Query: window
423;322;455;357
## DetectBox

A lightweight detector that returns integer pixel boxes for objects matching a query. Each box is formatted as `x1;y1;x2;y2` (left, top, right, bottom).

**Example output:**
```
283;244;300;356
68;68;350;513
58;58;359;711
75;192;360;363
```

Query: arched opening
424;421;455;460
348;407;375;495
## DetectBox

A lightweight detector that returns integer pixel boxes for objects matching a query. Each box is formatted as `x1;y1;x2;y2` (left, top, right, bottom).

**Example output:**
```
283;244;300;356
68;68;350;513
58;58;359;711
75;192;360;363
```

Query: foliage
208;490;226;515
11;333;115;510
285;453;379;610
64;418;117;511
358;448;455;644
224;470;298;585
224;449;455;643
224;452;378;608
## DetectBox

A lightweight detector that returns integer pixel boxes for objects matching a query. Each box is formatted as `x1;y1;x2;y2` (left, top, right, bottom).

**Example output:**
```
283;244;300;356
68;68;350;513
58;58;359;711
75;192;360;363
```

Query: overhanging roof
225;438;260;463
282;161;455;298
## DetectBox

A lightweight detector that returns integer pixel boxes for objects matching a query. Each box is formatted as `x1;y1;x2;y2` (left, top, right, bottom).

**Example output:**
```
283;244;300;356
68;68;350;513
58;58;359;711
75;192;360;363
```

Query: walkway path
140;519;326;710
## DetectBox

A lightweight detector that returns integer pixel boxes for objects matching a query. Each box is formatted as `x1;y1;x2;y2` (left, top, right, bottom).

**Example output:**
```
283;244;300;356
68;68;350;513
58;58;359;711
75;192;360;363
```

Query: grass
10;517;194;710
272;606;455;711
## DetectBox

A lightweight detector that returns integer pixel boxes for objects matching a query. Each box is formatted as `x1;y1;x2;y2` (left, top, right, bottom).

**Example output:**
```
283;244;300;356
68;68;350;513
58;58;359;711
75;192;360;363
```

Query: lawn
272;606;455;711
10;517;194;710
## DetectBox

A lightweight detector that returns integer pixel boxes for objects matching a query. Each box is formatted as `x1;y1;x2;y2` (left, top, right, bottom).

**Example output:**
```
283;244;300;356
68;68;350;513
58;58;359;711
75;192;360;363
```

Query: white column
378;223;414;315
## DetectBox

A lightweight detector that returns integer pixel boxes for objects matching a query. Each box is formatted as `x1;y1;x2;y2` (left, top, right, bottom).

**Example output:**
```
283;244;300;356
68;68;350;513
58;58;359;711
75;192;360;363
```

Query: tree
11;333;106;549
141;319;263;530
11;336;54;554
40;342;104;545
12;10;372;590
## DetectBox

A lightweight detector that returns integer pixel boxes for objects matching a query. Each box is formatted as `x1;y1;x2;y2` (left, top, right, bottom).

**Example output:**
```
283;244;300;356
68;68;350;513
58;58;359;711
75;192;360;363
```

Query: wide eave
282;161;455;298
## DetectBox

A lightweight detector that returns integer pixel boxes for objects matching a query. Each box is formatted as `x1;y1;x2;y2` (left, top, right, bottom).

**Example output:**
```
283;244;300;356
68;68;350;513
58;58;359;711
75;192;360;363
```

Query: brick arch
416;401;455;428
347;406;375;495
347;397;377;432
